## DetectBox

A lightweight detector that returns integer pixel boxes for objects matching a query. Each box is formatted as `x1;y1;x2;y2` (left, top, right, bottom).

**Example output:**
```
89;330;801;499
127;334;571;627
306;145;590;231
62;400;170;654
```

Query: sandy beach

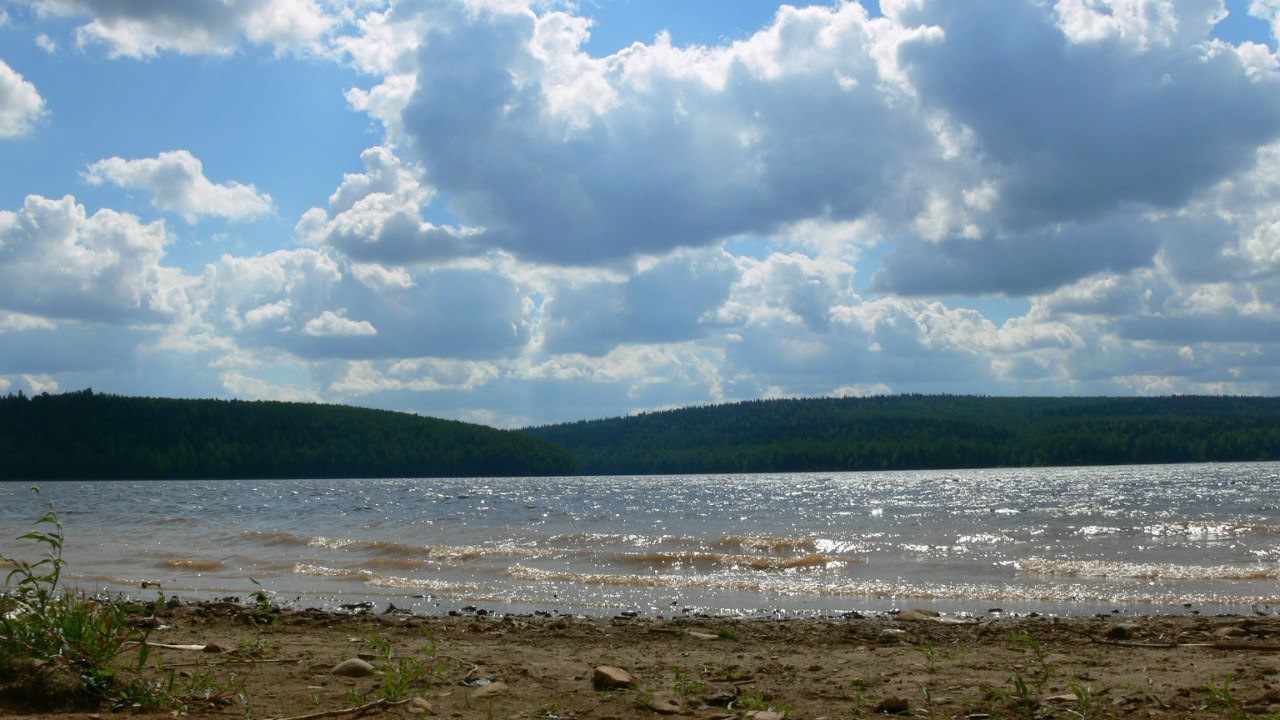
4;601;1280;719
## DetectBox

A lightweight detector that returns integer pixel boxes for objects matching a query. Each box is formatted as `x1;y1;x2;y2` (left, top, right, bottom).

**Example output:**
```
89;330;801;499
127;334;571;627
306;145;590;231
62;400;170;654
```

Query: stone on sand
592;665;635;689
331;658;375;677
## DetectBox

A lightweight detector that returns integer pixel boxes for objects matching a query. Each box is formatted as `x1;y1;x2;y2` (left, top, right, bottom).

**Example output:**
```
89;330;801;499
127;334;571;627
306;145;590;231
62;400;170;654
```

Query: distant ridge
0;389;578;479
522;395;1280;475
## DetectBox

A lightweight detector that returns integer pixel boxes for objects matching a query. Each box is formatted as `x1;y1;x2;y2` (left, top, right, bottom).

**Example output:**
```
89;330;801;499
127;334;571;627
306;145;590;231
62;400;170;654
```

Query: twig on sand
1090;638;1280;651
268;697;413;720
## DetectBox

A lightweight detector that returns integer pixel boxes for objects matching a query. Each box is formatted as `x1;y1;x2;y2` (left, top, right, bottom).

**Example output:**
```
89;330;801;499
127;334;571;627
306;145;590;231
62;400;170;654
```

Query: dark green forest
0;390;578;479
522;395;1280;475
4;391;1279;479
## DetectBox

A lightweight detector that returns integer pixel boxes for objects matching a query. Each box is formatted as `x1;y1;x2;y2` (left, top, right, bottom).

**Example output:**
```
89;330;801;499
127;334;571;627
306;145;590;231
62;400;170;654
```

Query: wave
712;534;819;553
615;551;849;571
164;559;228;572
290;563;477;592
1016;557;1280;581
247;530;541;561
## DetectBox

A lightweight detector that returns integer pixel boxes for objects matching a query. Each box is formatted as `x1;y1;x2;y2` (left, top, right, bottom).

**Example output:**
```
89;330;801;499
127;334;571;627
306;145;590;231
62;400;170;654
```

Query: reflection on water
1;462;1278;617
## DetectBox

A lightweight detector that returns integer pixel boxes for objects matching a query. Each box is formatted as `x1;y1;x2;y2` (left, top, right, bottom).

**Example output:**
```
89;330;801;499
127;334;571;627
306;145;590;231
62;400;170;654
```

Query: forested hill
522;395;1280;475
0;390;578;479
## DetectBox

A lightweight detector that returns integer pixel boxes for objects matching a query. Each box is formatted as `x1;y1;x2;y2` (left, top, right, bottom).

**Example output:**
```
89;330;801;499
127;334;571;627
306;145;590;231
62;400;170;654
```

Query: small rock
409;697;432;712
1215;626;1249;638
687;630;719;640
744;712;785;720
472;681;509;699
202;643;228;653
592;665;635;690
331;658;375;677
874;696;911;714
647;694;682;714
703;688;737;706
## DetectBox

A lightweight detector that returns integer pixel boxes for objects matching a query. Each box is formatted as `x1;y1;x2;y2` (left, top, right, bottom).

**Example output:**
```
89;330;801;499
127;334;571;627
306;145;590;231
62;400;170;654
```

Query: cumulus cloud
896;0;1280;228
0;59;46;137
539;248;739;355
19;0;336;57
872;218;1162;296
296;146;483;263
388;1;940;265
197;249;531;360
84;151;272;222
0;194;187;322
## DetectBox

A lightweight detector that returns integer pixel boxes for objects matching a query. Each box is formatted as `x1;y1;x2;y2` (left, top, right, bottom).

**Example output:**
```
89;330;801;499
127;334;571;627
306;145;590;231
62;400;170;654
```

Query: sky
1;0;1280;428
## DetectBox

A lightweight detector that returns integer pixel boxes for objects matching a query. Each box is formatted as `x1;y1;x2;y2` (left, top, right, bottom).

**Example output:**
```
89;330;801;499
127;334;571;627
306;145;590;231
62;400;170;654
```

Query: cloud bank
3;0;1280;426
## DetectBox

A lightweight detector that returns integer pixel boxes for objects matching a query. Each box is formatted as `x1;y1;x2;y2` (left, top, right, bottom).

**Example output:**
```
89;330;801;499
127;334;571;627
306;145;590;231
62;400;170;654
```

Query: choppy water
2;463;1278;617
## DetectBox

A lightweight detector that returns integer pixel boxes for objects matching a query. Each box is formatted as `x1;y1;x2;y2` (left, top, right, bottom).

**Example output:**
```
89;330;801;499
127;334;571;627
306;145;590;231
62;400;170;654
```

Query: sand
4;602;1280;719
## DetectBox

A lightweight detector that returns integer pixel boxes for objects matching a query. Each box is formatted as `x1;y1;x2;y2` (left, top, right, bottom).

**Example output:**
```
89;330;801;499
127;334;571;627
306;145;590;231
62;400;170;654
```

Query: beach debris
331;658;375;677
896;608;940;622
471;681;509;698
703;688;737;706
592;665;635;690
686;630;719;640
340;602;373;612
460;676;499;687
1105;623;1140;640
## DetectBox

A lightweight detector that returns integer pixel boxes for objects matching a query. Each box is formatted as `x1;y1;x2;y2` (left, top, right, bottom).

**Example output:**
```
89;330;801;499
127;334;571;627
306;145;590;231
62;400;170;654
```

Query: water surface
1;463;1277;617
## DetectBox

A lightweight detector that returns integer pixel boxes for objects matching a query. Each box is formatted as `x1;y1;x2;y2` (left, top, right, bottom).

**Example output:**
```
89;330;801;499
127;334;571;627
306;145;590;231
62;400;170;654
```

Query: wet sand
5;602;1280;719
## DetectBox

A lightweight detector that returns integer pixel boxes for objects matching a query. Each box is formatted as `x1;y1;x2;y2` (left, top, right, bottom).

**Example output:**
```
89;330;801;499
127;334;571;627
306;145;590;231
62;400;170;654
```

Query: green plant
0;496;246;712
247;577;273;612
850;676;868;717
365;627;445;702
730;686;789;716
1011;633;1053;689
1065;680;1114;720
1202;675;1244;718
917;640;937;674
0;498;139;706
672;665;706;707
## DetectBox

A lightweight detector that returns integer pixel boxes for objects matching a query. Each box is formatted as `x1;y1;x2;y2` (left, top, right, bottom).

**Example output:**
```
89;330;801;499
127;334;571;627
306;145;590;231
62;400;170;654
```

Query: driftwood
268;697;414;720
1090;637;1280;651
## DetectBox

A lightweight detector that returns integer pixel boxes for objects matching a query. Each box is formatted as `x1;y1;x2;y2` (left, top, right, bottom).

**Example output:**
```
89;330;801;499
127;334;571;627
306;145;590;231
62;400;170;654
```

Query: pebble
592;665;635;690
331;658;375;677
744;712;786;720
647;694;682;714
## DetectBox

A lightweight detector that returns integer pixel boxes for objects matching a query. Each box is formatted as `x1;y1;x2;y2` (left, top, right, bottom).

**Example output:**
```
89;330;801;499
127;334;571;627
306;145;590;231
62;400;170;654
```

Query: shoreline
5;599;1280;719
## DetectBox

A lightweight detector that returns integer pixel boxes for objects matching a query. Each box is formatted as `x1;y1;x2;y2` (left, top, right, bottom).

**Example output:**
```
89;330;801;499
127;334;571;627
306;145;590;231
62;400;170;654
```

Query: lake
1;462;1277;618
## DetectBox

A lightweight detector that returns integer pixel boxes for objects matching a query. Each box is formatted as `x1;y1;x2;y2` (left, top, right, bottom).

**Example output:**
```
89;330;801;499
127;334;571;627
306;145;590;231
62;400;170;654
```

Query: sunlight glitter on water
1;462;1278;617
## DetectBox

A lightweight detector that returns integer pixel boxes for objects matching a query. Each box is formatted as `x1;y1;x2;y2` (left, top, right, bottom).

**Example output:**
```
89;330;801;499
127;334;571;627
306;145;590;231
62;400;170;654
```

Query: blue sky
2;0;1280;427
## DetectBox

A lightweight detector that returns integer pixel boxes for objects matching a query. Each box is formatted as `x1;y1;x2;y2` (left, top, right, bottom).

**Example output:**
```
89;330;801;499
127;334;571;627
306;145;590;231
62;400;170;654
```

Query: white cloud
197;248;532;361
296;146;483;263
0;194;187;322
84;150;273;223
0;59;46;138
386;1;937;265
539;248;739;355
21;0;337;57
303;309;377;337
35;34;58;53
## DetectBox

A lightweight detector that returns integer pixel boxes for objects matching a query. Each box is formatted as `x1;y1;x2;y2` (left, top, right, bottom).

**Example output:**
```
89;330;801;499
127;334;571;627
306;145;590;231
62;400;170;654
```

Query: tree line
0;389;578;479
521;394;1280;474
